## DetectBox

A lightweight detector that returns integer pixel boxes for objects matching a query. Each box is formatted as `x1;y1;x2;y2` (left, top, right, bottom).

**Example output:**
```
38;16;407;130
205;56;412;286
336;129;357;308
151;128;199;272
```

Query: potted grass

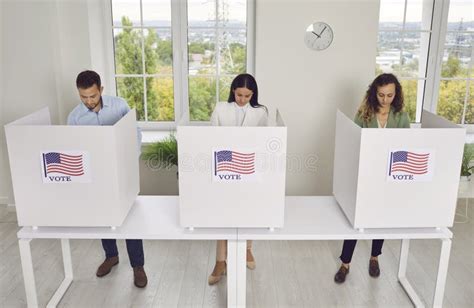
141;133;178;175
460;143;474;181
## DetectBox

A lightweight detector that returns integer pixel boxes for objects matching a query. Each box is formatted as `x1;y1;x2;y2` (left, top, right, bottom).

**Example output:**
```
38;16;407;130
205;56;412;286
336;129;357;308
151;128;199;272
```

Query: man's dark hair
76;70;101;89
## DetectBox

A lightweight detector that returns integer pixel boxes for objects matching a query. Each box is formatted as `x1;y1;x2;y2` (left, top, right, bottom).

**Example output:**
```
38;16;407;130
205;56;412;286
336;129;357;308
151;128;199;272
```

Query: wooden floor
0;200;473;308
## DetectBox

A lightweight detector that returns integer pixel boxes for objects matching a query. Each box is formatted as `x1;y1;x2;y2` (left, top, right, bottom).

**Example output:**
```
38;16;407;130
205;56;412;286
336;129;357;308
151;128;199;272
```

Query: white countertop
18;196;451;241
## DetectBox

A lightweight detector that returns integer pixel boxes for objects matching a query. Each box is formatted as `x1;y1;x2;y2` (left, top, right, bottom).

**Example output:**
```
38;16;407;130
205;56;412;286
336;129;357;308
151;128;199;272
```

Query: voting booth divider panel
333;109;465;229
4;107;139;227
177;109;287;228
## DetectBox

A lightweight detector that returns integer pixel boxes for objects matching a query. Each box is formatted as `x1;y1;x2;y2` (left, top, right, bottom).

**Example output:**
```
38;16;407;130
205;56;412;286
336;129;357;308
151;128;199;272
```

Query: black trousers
339;239;384;264
101;239;144;268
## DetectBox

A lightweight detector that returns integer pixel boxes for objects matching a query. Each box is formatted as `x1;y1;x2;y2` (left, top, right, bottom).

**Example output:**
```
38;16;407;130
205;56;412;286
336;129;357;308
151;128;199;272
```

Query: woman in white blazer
208;73;268;285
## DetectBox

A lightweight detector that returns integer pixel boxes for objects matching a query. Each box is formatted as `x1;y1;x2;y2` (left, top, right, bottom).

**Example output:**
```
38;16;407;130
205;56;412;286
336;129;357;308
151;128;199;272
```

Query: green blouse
354;108;410;128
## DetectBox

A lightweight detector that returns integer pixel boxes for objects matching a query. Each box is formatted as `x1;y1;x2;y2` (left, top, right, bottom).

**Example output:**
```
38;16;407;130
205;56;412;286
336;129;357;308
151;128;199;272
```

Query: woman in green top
334;73;410;284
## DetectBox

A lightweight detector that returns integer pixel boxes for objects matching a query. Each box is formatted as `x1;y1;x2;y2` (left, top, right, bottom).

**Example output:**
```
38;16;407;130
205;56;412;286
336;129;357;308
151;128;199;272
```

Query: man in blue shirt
68;70;147;288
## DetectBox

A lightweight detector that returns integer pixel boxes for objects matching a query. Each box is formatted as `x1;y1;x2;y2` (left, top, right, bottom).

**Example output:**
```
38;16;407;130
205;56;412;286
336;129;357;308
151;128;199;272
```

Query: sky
111;0;473;24
379;0;473;23
112;0;246;22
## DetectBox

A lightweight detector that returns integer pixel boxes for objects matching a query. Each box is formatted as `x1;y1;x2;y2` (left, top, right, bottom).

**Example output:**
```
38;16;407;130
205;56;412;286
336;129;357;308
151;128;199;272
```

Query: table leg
19;238;38;308
227;239;247;308
398;239;425;308
227;239;237;308
398;239;409;279
46;239;73;308
236;240;247;307
432;239;452;308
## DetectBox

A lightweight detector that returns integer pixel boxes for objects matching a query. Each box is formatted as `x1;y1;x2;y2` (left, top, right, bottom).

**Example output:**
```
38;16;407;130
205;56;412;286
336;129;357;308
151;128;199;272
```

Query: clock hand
312;31;321;38
319;26;327;36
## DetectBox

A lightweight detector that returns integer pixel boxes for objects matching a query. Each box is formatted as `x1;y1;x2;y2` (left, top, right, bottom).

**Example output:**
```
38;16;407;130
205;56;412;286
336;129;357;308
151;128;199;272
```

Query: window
435;0;473;125
376;0;473;128
110;0;252;128
376;0;435;123
187;0;247;121
112;0;174;122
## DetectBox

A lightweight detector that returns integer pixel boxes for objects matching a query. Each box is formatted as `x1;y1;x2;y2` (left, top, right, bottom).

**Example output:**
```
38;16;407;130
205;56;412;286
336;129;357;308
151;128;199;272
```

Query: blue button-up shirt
67;95;142;150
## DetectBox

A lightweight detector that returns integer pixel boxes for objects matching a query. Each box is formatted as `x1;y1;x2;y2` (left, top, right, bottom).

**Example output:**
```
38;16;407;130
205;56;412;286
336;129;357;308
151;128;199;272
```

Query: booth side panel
278;128;287;227
113;111;140;226
333;110;361;227
5;107;51;126
421;110;460;129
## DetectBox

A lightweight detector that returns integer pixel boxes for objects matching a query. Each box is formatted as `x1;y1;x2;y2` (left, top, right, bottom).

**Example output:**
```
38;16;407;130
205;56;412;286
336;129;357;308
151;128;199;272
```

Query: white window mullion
460;79;470;124
398;0;408;76
215;0;220;106
115;73;173;78
139;0;148;121
424;0;450;114
172;0;189;125
415;0;435;122
246;0;256;75
461;47;474;124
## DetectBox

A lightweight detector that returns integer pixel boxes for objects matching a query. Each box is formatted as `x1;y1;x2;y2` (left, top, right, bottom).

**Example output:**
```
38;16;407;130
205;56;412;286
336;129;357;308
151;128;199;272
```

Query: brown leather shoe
369;259;380;277
133;266;148;288
208;261;226;285
334;265;349;284
96;256;119;277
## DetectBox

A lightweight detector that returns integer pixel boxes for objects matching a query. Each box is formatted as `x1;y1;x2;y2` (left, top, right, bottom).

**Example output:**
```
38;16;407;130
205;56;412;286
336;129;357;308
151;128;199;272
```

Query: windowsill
141;131;176;145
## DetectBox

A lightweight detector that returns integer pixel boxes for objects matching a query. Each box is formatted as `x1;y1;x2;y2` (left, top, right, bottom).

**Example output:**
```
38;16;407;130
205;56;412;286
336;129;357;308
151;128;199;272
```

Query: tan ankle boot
208;261;226;285
246;249;256;270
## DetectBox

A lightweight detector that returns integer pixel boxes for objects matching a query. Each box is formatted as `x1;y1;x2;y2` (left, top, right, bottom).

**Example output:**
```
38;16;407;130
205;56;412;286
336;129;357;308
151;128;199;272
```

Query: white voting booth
4;107;140;227
333;109;465;229
178;109;287;228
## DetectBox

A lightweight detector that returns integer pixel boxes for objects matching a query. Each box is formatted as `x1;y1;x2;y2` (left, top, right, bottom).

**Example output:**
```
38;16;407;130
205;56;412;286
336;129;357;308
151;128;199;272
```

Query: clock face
304;22;334;51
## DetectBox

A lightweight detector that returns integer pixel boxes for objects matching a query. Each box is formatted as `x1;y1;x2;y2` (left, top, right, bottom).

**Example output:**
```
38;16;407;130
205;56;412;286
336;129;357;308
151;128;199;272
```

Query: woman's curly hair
357;73;404;123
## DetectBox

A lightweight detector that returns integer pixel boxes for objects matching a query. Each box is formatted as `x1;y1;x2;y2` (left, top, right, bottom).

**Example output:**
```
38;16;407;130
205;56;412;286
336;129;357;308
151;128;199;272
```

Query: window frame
377;0;436;123
377;0;473;131
423;0;473;132
103;0;255;131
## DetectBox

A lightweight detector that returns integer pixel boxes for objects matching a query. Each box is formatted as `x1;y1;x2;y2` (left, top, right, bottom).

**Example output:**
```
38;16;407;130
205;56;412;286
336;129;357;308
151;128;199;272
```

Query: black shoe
369;259;380;277
334;265;349;284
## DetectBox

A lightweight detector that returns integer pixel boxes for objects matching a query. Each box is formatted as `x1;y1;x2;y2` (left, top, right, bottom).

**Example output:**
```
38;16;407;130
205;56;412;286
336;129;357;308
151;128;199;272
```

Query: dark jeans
101;239;144;268
339;239;384;264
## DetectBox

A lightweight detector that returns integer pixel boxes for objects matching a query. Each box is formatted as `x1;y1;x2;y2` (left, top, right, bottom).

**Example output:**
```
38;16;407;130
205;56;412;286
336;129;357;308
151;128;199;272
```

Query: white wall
55;0;94;122
0;0;6;204
255;0;379;195
0;0;92;204
1;0;380;203
1;1;62;204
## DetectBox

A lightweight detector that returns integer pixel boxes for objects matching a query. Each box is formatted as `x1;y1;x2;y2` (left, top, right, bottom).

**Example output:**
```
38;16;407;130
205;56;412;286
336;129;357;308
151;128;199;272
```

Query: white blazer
210;102;268;127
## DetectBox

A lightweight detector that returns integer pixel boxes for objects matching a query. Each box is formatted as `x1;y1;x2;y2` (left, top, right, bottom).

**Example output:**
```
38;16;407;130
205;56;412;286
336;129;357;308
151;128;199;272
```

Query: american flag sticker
40;151;91;183
387;149;435;182
212;149;259;182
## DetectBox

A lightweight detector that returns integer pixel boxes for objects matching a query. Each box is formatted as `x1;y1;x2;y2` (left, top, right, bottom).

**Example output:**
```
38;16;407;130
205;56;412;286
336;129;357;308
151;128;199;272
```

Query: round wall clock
304;22;334;51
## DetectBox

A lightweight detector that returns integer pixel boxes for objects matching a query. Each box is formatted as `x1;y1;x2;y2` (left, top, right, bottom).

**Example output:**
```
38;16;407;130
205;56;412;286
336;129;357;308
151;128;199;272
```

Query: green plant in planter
460;143;474;177
141;134;178;170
